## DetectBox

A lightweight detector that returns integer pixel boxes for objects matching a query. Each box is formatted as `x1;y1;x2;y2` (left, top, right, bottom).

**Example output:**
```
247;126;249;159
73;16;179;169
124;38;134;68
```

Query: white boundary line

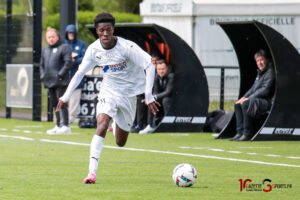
1;134;300;168
0;134;34;141
41;138;300;168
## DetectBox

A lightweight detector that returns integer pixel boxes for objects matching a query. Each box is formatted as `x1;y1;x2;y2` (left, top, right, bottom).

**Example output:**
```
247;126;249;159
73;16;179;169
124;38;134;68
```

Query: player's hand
56;99;68;112
148;101;161;115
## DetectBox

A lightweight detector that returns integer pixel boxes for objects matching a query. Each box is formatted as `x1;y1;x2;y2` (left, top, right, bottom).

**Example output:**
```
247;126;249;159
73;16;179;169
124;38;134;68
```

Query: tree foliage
44;11;142;45
44;0;59;15
45;0;94;14
119;0;143;14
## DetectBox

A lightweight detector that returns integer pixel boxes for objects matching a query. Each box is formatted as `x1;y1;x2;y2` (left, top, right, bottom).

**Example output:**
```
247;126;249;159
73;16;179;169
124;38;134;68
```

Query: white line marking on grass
40;138;300;168
238;146;273;149
15;125;43;128
40;139;90;146
12;129;20;132
247;153;257;155
228;151;242;154
178;146;191;149
35;131;43;134
23;130;32;133
0;128;8;131
265;154;281;157
0;134;34;141
211;134;218;137
286;156;300;159
192;147;205;150
208;148;224;152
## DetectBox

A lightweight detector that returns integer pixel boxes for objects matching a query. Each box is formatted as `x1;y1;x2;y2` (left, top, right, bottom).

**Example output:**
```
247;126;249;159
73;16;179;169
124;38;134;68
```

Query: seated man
230;49;275;141
139;59;174;134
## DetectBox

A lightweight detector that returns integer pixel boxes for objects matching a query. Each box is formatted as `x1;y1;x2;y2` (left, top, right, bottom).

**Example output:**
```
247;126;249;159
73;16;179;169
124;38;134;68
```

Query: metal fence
203;66;240;109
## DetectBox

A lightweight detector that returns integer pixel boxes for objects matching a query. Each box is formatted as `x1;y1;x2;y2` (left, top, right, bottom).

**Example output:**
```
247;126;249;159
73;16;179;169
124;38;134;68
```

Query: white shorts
96;95;137;132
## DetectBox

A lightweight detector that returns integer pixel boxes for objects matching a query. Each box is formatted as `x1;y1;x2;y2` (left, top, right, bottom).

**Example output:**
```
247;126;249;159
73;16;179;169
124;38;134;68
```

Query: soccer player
56;12;160;184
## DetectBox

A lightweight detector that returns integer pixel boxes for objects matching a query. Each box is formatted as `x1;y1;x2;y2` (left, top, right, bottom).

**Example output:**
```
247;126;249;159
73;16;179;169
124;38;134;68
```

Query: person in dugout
229;49;275;141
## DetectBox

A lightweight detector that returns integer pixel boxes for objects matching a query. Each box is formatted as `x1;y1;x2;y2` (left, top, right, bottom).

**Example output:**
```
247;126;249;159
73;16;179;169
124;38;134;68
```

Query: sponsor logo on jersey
100;61;127;73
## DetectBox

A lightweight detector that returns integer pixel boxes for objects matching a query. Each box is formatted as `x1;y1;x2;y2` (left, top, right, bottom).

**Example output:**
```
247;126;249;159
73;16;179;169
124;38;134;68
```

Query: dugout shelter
216;21;300;141
87;23;209;132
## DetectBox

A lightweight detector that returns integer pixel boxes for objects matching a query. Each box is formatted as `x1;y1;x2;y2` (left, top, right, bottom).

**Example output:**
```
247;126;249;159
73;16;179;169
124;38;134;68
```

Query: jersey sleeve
127;41;155;104
127;42;153;70
60;46;96;102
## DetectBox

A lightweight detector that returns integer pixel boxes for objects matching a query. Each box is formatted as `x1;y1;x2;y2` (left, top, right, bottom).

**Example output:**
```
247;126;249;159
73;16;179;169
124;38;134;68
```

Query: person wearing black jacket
40;27;72;134
139;59;174;134
230;49;275;141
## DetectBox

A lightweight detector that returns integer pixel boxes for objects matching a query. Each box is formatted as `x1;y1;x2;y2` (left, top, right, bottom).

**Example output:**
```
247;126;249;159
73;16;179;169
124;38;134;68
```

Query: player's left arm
144;61;160;115
128;42;160;114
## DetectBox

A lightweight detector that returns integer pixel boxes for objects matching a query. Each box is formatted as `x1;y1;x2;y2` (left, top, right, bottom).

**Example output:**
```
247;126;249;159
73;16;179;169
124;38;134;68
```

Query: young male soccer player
56;12;160;184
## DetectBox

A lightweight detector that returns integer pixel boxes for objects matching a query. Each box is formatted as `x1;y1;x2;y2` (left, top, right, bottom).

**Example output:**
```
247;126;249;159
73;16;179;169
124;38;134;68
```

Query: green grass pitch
0;118;299;200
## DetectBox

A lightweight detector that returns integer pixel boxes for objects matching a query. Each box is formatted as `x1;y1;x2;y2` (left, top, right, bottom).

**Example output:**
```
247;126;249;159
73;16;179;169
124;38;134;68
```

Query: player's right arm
56;46;96;112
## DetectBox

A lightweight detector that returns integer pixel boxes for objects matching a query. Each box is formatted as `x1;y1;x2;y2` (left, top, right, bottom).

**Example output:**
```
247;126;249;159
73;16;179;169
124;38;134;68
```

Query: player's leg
114;125;129;147
84;95;117;184
84;113;111;184
113;96;136;146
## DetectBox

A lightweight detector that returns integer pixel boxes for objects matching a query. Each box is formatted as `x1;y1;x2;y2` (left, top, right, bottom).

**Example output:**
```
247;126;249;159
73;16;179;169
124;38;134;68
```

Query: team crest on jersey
105;53;114;59
100;61;127;73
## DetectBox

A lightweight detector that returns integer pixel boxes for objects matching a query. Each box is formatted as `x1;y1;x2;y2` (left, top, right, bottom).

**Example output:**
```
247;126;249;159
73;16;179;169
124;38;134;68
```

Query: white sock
88;135;104;176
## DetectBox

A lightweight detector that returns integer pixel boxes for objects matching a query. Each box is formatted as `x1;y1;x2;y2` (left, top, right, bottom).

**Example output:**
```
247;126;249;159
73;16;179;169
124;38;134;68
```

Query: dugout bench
86;23;209;132
216;21;300;141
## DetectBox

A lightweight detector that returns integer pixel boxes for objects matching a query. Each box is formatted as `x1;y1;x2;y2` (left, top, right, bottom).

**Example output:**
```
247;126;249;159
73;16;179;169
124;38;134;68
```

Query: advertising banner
6;64;33;108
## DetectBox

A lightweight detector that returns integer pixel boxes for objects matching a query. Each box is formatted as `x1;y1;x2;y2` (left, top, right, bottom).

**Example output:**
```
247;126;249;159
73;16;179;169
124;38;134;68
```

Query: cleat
56;126;71;134
83;173;96;184
139;125;155;135
46;125;60;135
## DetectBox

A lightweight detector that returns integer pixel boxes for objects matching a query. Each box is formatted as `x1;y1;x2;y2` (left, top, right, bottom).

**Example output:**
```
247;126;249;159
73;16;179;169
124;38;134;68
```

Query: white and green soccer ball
172;163;197;187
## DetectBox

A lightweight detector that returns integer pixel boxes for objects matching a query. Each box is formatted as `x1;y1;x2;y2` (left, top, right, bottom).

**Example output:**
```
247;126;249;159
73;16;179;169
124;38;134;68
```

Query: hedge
44;11;142;45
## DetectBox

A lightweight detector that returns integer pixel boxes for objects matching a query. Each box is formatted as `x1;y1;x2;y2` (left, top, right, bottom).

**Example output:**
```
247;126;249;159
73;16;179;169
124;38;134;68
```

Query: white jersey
60;36;155;104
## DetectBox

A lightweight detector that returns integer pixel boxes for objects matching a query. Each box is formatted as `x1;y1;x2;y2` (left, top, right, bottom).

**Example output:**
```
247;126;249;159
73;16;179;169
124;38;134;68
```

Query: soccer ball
172;163;197;187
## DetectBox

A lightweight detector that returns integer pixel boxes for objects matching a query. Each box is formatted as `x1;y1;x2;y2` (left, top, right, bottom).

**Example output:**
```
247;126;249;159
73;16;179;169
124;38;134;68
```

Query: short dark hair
156;59;167;65
254;49;267;60
94;12;115;27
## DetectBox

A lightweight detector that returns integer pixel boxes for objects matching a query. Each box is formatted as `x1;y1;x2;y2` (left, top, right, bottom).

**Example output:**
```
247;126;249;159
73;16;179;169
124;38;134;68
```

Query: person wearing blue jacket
65;24;87;123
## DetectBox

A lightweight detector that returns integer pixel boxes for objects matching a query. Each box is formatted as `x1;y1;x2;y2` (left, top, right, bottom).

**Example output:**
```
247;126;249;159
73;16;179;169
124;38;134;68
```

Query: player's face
96;23;114;47
46;30;59;46
255;56;267;71
156;63;168;78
